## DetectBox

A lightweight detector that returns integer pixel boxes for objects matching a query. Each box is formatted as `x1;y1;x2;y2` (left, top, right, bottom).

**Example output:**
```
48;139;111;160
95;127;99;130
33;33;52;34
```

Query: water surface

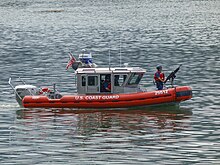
0;0;220;164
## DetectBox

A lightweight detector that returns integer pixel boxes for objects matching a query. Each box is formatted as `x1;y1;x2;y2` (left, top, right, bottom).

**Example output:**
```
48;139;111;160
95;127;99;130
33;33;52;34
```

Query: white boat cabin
75;67;146;94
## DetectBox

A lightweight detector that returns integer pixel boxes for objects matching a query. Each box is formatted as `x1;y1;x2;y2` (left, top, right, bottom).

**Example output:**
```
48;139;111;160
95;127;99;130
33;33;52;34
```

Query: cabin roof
75;67;146;74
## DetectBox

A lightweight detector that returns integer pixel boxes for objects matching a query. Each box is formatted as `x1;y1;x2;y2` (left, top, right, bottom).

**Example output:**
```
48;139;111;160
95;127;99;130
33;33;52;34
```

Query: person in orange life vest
154;65;165;90
103;75;111;92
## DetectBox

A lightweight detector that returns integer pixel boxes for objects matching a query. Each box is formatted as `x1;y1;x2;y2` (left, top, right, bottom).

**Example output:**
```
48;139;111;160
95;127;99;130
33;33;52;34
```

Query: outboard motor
14;85;38;107
9;77;37;107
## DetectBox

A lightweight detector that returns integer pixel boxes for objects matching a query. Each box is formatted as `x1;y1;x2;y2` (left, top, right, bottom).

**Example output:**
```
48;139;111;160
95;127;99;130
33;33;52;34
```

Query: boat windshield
114;74;127;86
127;73;143;85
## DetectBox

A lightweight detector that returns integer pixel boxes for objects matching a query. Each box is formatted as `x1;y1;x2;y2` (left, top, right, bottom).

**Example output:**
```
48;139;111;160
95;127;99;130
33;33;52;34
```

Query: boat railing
8;77;22;101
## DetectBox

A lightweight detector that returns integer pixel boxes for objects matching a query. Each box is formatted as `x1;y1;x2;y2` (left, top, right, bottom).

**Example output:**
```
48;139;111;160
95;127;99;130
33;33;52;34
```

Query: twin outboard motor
14;85;38;107
9;78;62;107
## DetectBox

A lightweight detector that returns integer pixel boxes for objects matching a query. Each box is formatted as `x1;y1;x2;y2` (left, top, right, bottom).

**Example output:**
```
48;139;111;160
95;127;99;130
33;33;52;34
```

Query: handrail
8;77;22;101
19;77;26;85
19;77;35;96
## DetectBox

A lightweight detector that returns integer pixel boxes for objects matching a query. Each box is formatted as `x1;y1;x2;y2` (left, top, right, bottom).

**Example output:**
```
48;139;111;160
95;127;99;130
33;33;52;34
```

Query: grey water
0;0;220;164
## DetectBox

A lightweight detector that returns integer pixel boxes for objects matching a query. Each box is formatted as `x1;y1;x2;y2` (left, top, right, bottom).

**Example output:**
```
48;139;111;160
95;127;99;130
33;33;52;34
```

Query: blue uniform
103;81;111;92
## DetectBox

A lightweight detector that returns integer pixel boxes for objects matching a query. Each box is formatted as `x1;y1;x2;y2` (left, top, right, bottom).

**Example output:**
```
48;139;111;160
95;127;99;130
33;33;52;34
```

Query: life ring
39;87;51;95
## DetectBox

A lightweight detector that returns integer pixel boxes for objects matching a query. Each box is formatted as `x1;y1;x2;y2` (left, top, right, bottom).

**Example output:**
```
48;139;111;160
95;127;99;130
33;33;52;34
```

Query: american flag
66;52;76;70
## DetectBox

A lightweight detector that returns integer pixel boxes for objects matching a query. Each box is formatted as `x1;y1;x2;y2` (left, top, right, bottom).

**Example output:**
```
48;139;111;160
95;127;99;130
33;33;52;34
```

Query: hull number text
155;90;169;95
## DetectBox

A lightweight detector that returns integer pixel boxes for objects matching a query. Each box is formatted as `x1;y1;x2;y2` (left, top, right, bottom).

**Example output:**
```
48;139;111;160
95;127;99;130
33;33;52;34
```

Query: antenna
120;36;122;67
109;49;111;70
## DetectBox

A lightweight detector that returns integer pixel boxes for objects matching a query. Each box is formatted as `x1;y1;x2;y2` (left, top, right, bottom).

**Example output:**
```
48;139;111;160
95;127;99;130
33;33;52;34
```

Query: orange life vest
154;71;165;82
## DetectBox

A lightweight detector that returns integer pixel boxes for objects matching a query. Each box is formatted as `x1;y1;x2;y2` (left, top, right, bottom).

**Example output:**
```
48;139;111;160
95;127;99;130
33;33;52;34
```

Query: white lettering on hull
74;95;120;101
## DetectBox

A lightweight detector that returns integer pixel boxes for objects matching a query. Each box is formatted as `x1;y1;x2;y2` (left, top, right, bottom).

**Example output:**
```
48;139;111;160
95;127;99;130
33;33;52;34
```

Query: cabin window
100;74;111;92
114;75;127;86
127;73;143;85
88;76;98;86
82;76;86;86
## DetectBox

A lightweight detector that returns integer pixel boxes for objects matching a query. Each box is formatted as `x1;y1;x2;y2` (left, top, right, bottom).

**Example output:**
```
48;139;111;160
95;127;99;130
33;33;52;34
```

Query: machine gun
164;64;182;86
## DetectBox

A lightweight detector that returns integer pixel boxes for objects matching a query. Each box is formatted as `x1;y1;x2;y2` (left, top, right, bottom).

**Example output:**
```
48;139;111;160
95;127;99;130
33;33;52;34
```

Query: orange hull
22;86;192;108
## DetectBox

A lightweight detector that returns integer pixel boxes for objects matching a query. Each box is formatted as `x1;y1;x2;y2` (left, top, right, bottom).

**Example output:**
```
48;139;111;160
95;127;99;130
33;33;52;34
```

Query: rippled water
0;0;220;164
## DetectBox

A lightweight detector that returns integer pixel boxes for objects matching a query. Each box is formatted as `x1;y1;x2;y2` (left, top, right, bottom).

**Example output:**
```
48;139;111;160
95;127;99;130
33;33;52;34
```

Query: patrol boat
9;52;192;109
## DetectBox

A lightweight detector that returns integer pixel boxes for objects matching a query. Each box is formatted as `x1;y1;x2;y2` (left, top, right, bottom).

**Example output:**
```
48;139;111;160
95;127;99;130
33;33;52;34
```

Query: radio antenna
109;49;111;70
120;36;122;67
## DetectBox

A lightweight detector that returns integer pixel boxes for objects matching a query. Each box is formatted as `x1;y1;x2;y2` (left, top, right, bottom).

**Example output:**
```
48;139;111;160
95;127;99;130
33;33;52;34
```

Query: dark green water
0;0;220;164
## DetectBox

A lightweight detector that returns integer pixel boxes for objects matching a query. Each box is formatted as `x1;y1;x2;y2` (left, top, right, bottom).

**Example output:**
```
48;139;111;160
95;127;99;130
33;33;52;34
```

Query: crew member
154;65;165;90
103;75;111;92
